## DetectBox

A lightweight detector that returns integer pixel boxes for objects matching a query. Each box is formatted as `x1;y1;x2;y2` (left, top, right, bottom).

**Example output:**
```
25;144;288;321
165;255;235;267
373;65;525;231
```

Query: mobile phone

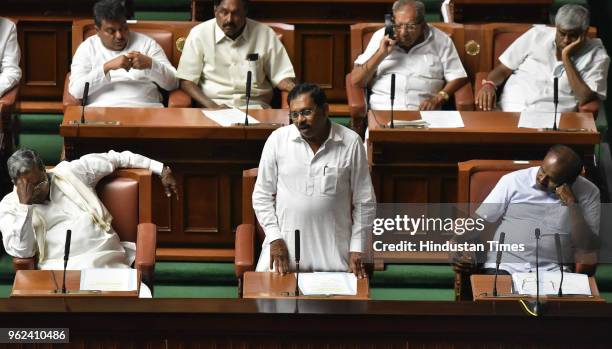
384;14;395;40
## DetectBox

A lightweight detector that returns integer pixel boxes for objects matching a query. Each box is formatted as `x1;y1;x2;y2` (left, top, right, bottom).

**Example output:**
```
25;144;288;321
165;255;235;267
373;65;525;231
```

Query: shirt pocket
320;166;338;195
417;54;443;79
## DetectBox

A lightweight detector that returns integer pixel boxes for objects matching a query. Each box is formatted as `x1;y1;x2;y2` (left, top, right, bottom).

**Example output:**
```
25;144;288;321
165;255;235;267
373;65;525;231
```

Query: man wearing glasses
0;149;177;274
252;83;376;278
350;0;467;111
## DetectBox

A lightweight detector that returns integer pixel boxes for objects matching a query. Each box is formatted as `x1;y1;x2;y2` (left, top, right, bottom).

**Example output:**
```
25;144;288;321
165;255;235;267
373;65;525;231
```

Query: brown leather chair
474;23;599;117
12;168;157;290
454;159;540;300
346;22;475;138
64;20;295;110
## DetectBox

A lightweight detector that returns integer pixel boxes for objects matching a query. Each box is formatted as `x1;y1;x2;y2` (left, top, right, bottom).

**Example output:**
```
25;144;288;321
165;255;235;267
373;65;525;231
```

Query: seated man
176;0;296;109
253;83;376;277
476;4;610;112
0;17;21;97
350;0;467;110
68;0;178;107
0;148;178;295
454;145;600;276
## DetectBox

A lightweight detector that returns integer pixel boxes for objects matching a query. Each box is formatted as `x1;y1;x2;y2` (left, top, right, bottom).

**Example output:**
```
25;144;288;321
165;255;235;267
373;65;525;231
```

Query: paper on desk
512;271;591;296
297;272;357;296
80;268;138;292
202;108;260;126
518;111;560;129
419;111;464;128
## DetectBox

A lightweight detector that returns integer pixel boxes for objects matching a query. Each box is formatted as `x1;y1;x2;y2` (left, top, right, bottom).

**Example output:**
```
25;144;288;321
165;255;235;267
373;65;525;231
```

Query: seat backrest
72;20;296;69
457;160;541;205
481;23;598;71
350;22;466;68
95;169;152;243
242;168;266;244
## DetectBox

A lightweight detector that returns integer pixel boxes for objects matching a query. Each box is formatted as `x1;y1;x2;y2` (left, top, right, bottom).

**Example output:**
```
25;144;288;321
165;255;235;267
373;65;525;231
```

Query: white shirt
69;32;178;107
0;150;164;270
476;167;600;274
354;25;467;110
176;19;296;108
0;18;21;97
253;122;376;272
499;26;610;112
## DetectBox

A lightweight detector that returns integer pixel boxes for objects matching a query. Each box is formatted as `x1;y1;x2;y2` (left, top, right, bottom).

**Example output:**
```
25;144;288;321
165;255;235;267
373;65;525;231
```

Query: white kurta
476;167;600;274
176;19;295;108
354;25;467;110
253;123;376;272
69;32;178;107
499;26;610;112
0;150;163;270
0;18;21;97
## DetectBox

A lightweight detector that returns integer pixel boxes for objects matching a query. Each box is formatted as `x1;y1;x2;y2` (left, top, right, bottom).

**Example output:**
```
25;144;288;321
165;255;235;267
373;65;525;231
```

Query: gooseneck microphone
492;232;505;297
81;82;90;124
553;77;558;131
534;228;541;315
61;229;72;294
244;71;252;127
555;233;564;297
295;229;300;297
390;74;396;129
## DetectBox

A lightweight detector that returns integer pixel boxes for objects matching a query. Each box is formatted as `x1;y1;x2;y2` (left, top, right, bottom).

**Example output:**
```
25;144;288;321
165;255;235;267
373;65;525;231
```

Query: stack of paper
518;111;560;129
80;268;138;292
419;111;464;128
512;271;591;296
202;108;260;126
297;272;357;296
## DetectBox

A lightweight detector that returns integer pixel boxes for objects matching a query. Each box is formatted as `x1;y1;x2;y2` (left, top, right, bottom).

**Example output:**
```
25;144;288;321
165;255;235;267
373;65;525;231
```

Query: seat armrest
135;222;157;288
453;81;474;111
346;73;367;138
0;85;18;108
235;223;255;278
168;89;192;108
62;73;81;111
12;257;36;271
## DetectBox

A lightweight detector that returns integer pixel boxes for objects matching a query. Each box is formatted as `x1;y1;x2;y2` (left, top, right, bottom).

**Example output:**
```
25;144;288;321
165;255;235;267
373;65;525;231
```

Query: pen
324;165;327;176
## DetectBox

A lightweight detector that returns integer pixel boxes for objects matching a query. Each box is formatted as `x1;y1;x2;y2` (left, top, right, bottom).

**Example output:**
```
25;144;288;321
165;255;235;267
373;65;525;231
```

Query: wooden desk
449;0;552;23
2;298;612;347
471;274;605;302
243;271;369;300
61;107;288;252
11;270;139;298
367;110;599;204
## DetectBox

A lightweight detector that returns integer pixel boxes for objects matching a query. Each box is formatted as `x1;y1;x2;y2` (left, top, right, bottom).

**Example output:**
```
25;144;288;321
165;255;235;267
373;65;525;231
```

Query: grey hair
7;148;45;182
392;0;425;23
555;4;589;32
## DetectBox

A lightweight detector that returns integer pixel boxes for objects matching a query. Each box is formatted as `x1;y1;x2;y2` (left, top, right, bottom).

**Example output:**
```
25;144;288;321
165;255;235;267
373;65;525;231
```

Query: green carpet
372;264;455;288
371;287;454;301
154;285;237;298
155;261;236;284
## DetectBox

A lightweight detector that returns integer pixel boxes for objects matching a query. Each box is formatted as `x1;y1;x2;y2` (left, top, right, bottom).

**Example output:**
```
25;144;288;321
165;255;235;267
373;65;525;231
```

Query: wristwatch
437;90;450;102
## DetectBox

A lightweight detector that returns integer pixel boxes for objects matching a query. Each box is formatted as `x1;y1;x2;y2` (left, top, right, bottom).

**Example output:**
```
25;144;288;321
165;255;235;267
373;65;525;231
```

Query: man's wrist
437;90;450;102
481;79;497;91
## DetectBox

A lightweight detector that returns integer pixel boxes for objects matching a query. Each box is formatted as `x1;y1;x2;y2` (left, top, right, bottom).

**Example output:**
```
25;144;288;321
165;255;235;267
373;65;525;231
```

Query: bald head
536;145;583;193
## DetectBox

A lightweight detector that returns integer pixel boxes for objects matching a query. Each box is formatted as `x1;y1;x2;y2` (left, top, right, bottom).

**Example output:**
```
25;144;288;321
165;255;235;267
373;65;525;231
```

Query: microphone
492;232;505;297
61;229;72;294
390;73;395;129
555;233;564;297
244;70;252;127
295;229;300;297
81;82;90;124
534;228;541;315
553;77;558;131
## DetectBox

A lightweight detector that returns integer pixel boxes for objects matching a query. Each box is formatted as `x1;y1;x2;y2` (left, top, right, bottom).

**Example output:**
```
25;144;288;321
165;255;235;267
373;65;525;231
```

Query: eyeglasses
32;176;49;192
393;21;422;32
289;108;315;120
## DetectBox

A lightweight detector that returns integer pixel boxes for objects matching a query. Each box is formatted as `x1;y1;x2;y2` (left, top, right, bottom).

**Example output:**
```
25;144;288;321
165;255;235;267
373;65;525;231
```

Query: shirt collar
214;20;250;44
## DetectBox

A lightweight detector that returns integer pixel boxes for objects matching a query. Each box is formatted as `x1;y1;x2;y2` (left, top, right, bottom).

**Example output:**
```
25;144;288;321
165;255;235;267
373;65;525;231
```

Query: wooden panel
301;33;334;88
184;174;220;234
17;21;70;100
389;174;429;203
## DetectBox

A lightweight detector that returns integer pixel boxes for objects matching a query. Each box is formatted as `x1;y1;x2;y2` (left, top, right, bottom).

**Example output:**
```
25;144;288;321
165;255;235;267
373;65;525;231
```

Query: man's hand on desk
348;252;367;279
475;84;496;111
126;51;152;70
160;166;179;199
419;94;445;111
270;239;290;274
